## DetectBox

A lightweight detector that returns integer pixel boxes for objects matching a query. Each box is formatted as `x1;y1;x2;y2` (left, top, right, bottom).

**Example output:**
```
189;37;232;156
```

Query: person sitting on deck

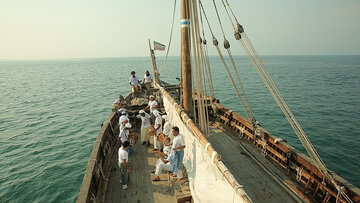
119;111;129;124
118;140;131;190
129;71;141;98
162;115;173;141
151;138;173;181
119;123;133;156
113;95;127;109
142;70;153;95
152;110;163;151
143;95;159;125
171;126;186;182
136;110;151;146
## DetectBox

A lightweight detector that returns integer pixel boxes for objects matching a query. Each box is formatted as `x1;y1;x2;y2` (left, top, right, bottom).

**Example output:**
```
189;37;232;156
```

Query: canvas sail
158;85;250;203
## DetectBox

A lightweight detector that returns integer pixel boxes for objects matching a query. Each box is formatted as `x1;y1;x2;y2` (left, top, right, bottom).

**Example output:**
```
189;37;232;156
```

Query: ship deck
207;122;299;202
105;136;191;203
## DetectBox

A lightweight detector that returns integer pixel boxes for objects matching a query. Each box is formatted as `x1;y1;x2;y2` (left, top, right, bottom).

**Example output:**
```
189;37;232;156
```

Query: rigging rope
157;0;177;73
221;1;353;202
210;0;256;121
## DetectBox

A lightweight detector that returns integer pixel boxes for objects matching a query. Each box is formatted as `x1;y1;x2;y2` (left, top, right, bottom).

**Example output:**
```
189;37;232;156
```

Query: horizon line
0;54;358;61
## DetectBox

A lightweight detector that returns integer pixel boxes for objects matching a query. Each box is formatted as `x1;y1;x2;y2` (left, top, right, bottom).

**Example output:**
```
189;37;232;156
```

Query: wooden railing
77;112;119;203
214;103;360;203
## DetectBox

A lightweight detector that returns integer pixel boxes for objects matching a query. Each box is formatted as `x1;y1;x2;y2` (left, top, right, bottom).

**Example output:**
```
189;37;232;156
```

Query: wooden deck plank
207;125;298;203
105;141;175;203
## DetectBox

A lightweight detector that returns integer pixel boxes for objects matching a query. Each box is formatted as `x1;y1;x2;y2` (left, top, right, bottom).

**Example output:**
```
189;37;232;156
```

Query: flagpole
181;0;192;114
148;39;159;83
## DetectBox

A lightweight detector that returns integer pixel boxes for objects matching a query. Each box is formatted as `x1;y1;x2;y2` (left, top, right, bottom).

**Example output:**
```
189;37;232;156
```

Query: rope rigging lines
216;1;353;202
157;0;177;74
199;0;255;123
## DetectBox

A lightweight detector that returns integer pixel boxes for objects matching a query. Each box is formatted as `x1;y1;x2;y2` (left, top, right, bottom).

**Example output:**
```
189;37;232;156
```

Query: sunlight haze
0;0;359;59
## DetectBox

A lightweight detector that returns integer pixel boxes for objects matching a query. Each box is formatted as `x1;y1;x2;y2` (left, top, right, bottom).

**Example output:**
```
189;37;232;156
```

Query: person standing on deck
119;123;133;156
119;111;129;124
119;119;128;134
136;110;151;146
162;115;173;141
143;95;159;125
118;141;131;190
152;110;163;151
171;126;186;182
129;71;140;98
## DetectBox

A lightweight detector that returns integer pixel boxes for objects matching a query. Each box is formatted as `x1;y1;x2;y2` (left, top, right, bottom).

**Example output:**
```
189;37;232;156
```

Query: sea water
0;56;359;202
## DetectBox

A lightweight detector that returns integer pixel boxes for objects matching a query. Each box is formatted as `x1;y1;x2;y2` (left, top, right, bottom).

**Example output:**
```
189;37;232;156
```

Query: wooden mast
181;0;192;113
148;39;159;84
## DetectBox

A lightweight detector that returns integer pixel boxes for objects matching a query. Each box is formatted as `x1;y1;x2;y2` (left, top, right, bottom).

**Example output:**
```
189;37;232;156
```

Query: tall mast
181;0;192;113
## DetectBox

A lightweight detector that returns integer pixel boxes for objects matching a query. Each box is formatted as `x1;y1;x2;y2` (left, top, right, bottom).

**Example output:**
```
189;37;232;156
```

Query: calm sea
0;56;359;202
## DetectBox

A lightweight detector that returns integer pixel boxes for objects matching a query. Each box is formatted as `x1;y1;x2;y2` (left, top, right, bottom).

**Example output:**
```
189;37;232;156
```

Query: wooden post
181;0;192;113
148;39;159;84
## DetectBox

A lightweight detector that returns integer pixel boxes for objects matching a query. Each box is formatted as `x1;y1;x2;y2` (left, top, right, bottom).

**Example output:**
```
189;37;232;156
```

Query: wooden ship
77;0;360;202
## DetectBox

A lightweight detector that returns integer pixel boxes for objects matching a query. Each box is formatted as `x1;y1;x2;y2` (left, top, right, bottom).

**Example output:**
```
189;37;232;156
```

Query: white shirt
143;74;153;83
113;99;120;104
164;145;172;156
136;113;151;128
148;100;158;113
154;116;163;135
119;124;124;133
119;115;129;124
119;129;130;143
166;153;174;163
163;122;173;140
172;134;185;149
118;147;128;163
129;76;139;86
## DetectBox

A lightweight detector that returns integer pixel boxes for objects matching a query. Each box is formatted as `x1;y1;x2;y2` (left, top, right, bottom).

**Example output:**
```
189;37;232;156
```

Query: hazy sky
1;0;359;59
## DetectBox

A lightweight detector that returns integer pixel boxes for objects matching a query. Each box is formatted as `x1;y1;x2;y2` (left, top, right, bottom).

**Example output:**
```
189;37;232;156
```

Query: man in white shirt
129;71;141;98
171;126;186;182
143;95;158;113
119;111;129;124
119;123;133;156
136;110;151;146
143;95;159;125
162;115;173;141
118;141;131;190
152;110;163;151
143;70;153;87
113;95;127;109
151;144;173;181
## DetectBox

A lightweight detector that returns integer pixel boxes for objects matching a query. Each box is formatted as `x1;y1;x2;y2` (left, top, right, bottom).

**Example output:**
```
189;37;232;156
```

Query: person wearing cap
119;111;129;124
152;110;163;151
129;71;141;98
136;110;151;146
143;95;159;125
162;115;173;141
118;140;131;190
119;123;133;156
151;138;173;181
143;95;159;113
119;119;128;133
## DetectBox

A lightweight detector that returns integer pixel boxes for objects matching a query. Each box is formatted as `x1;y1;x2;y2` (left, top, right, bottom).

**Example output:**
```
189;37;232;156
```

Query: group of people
115;93;186;190
129;70;154;98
